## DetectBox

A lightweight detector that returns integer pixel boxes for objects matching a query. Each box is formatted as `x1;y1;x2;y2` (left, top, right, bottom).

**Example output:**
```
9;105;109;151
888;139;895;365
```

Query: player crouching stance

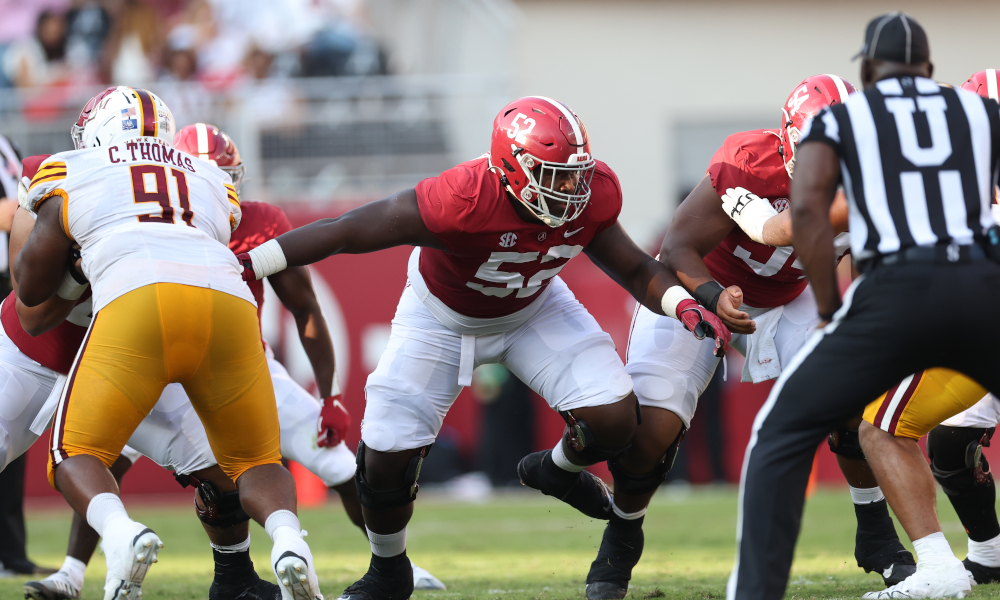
239;96;730;600
14;87;321;600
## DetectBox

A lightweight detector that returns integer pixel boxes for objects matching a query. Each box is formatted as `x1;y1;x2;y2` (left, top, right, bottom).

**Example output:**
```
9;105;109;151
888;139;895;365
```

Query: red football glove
676;299;731;358
317;394;351;448
235;252;255;283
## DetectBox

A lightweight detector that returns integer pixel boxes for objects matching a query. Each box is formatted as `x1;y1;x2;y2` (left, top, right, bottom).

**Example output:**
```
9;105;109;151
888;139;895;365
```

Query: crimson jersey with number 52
25;138;251;313
415;156;621;319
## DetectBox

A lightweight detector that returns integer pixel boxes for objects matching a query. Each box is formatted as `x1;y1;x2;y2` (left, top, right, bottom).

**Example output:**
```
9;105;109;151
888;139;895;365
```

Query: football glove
317;394;351;448
235;252;255;283
676;298;731;358
721;186;778;244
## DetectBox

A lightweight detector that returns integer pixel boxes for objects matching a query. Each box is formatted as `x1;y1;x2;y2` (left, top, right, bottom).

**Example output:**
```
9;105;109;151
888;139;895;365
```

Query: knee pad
608;429;686;496
560;410;632;464
176;474;250;528
929;426;995;493
828;427;866;461
354;441;431;511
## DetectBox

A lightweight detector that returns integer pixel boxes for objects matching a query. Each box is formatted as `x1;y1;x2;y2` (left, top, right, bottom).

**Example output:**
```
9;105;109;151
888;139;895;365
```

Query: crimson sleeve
707;141;770;198
414;165;478;252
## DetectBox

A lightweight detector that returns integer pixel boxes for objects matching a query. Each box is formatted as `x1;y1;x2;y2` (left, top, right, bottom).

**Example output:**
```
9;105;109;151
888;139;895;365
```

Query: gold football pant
863;368;988;440
48;283;281;486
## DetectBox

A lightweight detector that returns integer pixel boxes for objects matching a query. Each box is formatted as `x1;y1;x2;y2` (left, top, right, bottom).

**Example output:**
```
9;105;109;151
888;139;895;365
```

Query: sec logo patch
499;232;517;248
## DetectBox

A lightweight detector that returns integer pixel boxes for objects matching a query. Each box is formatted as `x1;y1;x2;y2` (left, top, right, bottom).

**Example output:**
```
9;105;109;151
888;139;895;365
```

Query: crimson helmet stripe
824;74;851;103
987;69;999;102
528;96;585;149
133;89;157;138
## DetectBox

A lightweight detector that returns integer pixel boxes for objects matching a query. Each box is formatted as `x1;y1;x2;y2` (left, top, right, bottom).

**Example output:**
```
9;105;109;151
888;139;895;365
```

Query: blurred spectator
64;1;113;69
2;10;74;88
155;25;210;129
104;0;164;84
235;40;300;125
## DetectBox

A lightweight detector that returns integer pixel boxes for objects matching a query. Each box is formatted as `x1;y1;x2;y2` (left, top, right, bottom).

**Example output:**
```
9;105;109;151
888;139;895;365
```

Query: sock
367;527;407;558
264;510;302;548
210;536;255;584
56;556;86;589
912;531;956;565
551;441;585;473
968;533;1000;568
211;536;252;554
609;500;645;533
85;493;130;537
850;485;886;504
611;500;647;522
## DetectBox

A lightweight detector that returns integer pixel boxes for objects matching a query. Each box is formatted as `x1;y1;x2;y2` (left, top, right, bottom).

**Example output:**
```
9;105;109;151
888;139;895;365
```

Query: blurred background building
4;0;999;501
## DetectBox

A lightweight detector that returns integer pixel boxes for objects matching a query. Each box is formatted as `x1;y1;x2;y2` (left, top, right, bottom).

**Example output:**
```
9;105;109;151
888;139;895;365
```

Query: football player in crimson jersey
239;95;730;600
559;75;921;600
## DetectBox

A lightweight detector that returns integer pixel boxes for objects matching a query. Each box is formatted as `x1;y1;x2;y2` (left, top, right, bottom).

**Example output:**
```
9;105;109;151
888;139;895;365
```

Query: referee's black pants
729;257;1000;600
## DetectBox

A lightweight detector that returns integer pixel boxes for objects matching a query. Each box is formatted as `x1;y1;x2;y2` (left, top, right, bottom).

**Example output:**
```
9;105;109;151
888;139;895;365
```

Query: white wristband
247;238;287;279
56;270;87;301
661;285;694;319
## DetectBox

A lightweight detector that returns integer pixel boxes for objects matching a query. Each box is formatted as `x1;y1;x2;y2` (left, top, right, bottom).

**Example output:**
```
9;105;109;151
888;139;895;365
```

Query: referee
728;13;1000;600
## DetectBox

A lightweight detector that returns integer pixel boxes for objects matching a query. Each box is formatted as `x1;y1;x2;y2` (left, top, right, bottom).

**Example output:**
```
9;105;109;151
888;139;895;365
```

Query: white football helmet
72;86;175;150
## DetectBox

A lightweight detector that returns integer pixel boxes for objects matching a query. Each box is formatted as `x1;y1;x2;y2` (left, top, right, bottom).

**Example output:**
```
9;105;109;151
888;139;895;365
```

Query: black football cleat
586;521;644;600
209;571;282;600
337;554;413;600
856;540;916;586
964;557;1000;585
518;450;613;520
853;500;916;586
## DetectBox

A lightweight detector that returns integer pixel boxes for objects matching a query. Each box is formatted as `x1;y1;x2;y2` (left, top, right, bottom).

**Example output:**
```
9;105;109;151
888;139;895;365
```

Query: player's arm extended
13;200;77;309
759;190;849;247
269;266;335;397
240;188;447;280
9;207;81;335
789;142;841;322
585;222;731;357
660;175;755;334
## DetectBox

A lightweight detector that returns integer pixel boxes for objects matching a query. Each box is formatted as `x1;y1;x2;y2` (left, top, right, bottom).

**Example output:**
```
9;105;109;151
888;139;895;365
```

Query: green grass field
2;486;992;599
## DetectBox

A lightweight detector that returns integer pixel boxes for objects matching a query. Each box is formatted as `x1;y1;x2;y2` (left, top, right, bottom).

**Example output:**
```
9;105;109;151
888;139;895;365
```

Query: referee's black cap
854;12;930;65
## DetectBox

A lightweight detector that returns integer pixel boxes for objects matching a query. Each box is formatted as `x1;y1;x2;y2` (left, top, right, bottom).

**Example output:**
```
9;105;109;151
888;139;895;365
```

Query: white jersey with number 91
26;137;254;312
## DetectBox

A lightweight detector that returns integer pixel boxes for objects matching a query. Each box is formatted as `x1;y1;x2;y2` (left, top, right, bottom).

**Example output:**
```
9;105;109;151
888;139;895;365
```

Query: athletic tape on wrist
661;286;695;319
247;239;287;279
56;270;87;300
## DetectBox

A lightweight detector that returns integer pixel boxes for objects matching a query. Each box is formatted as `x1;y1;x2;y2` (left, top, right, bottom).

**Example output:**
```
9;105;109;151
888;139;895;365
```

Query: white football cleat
862;558;971;599
272;531;323;600
411;561;446;590
101;522;163;600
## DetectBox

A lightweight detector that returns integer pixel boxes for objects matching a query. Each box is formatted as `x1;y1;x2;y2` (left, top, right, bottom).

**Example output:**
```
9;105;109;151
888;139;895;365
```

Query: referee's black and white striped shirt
799;76;1000;260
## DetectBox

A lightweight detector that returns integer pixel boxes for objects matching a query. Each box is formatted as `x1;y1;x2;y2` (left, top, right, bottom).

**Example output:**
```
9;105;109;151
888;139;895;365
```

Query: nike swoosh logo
565;227;584;237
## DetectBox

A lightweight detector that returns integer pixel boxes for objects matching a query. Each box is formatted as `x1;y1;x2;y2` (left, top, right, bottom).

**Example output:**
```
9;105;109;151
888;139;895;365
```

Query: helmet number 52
507;113;536;146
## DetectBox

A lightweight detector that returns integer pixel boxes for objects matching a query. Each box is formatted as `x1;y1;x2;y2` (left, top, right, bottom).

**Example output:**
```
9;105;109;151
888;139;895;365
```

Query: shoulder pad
25;158;69;212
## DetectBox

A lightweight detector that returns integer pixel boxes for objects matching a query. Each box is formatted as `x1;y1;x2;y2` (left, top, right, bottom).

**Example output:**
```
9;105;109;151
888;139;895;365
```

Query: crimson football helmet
779;74;857;178
174;123;246;193
961;69;1000;101
488;96;595;228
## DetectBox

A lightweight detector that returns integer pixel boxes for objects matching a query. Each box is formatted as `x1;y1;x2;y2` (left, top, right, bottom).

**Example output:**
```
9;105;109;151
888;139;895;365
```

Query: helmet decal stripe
826;74;851;103
195;123;210;157
133;89;157;137
988;69;999;102
531;96;584;149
